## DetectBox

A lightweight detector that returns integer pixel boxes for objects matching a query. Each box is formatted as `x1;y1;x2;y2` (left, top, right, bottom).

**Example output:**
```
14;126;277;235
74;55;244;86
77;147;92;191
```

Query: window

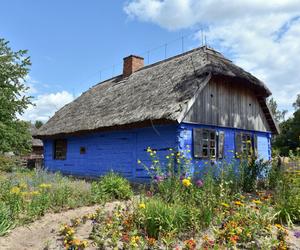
54;139;67;160
235;132;257;157
193;128;224;159
80;146;86;154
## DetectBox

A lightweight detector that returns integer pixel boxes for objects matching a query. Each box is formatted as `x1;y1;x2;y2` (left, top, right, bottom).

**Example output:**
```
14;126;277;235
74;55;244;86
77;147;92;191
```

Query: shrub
136;198;191;239
0;155;19;172
91;172;133;202
0;202;14;236
273;170;300;225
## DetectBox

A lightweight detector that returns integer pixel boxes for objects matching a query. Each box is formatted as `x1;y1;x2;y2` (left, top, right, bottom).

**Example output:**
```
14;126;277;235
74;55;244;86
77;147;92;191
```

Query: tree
293;94;300;110
0;38;32;154
273;95;300;156
267;97;287;123
34;120;43;129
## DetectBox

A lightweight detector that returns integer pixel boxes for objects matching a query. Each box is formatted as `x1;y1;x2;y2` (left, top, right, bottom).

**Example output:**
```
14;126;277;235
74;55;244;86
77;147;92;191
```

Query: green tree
267;97;287;123
293;94;300;110
34;120;43;129
273;95;300;156
0;38;32;154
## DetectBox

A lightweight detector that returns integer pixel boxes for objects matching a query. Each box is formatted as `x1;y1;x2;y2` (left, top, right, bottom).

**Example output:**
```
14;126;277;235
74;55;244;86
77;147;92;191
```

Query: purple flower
154;175;164;182
294;231;300;238
180;174;186;180
196;179;204;187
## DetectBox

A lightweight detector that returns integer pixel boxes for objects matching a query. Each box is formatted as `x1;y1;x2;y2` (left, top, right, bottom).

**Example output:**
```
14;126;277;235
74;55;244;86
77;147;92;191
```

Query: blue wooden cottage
36;47;278;181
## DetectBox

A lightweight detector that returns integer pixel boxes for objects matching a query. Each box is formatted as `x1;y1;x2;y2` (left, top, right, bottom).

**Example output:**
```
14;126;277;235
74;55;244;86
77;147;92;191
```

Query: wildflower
154;175;164;182
122;233;130;242
137;159;141;164
182;178;192;187
196;179;203;187
184;238;196;250
147;237;156;246
139;203;146;209
294;231;300;238
39;183;52;189
221;202;230;208
130;236;140;247
10;186;21;195
234;201;244;206
147;147;152;153
166;155;170;159
252;199;262;204
146;191;153;197
275;224;285;230
31;191;40;196
82;240;88;248
230;235;239;244
72;238;81;246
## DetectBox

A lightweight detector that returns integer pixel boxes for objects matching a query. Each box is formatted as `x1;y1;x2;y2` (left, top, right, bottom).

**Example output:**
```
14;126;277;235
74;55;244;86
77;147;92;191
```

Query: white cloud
21;91;75;122
124;0;300;112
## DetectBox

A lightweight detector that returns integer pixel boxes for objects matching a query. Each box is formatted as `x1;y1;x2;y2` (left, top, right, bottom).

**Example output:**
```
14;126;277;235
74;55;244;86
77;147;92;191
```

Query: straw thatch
36;46;276;138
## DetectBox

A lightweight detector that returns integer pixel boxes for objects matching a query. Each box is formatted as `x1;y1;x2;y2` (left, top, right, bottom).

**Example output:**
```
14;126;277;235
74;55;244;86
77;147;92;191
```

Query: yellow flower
234;201;244;206
221;202;230;208
252;199;262;204
10;186;21;195
182;178;192;187
39;183;52;189
31;191;40;196
82;240;88;247
139;203;146;209
72;238;81;246
137;159;141;164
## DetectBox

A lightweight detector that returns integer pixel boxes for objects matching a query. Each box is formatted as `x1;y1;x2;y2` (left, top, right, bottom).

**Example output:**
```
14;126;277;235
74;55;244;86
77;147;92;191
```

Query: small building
36;47;278;180
24;125;44;169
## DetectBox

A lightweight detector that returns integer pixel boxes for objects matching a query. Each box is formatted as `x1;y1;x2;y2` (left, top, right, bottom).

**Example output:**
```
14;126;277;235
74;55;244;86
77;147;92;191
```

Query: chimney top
123;55;144;77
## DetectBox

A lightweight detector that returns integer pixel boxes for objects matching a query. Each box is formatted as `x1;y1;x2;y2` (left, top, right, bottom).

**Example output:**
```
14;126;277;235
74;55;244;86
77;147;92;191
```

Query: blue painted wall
177;122;272;176
43;122;272;180
43;124;177;181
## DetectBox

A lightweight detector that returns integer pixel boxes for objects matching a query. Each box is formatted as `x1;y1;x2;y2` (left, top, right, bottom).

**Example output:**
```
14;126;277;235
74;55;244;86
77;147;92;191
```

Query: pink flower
154;175;164;182
196;179;203;187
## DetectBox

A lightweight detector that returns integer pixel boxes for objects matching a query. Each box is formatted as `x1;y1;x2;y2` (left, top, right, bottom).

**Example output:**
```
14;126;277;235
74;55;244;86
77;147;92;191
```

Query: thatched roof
30;125;43;147
36;46;277;137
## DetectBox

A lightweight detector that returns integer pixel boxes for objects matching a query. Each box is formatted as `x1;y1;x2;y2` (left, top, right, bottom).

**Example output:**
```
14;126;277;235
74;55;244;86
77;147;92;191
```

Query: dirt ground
0;201;122;250
0;201;299;250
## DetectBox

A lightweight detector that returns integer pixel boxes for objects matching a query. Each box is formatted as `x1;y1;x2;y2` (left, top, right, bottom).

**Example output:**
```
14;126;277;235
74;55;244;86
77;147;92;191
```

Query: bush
0;202;14;236
137;198;191;239
273;171;300;225
91;172;133;202
0;155;18;172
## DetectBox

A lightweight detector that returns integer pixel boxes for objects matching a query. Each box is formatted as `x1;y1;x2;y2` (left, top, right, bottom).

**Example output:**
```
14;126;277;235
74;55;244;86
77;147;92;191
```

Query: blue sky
1;0;299;121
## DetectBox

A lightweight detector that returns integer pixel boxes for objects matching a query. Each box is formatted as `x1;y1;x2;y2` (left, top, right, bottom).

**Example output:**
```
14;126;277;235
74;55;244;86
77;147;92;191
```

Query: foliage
213;194;277;249
267;97;287;123
239;158;271;192
0;169;94;226
0;155;19;172
0;201;14;236
273;170;300;225
91;172;133;202
136;197;191;239
34;120;43;129
0;38;32;154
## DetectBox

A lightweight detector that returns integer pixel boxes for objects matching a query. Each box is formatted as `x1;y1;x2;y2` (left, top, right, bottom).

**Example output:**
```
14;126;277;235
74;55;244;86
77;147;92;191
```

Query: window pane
54;139;67;160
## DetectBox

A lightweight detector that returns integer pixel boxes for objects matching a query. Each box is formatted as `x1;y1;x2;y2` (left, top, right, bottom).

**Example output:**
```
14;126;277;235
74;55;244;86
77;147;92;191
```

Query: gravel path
0;201;122;250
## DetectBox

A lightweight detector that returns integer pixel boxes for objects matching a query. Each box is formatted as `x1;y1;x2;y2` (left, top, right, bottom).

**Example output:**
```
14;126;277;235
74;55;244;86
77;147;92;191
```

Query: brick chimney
123;55;144;77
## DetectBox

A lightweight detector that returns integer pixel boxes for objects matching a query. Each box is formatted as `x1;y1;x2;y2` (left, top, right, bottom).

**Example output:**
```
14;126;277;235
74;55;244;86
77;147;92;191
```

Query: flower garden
0;149;300;249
